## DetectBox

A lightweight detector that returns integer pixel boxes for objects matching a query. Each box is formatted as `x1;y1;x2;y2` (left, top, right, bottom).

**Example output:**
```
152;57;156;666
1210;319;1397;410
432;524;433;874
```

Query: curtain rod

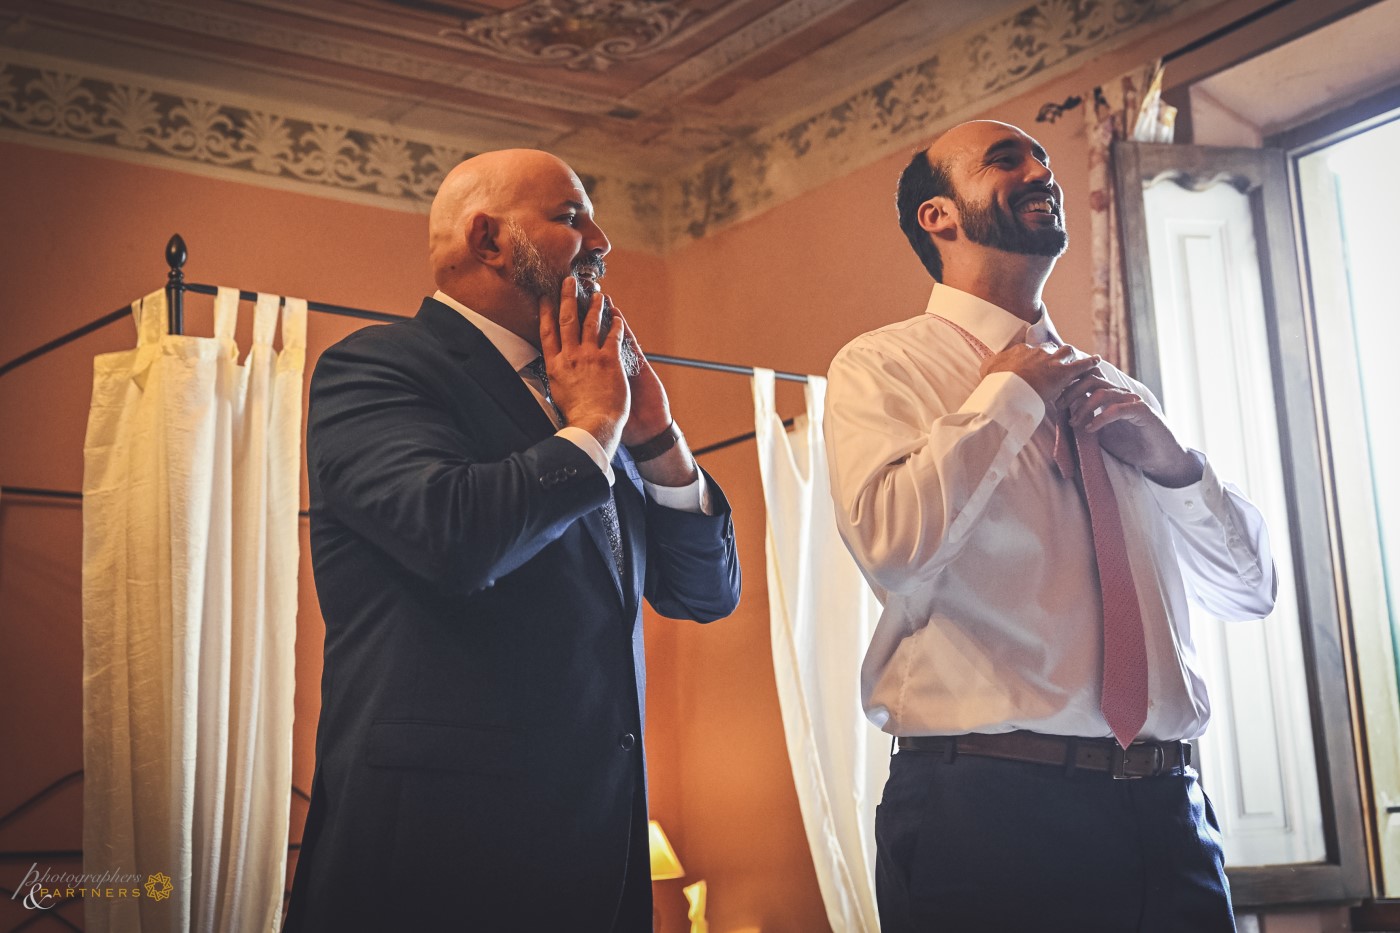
1;235;808;385
175;282;809;383
1;236;808;499
1;408;793;507
0;403;793;508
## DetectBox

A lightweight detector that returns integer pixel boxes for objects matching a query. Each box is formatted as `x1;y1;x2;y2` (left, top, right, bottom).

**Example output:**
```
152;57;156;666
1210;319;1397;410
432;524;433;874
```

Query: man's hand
980;341;1101;414
538;276;629;457
1063;370;1202;488
610;307;671;446
613;308;700;487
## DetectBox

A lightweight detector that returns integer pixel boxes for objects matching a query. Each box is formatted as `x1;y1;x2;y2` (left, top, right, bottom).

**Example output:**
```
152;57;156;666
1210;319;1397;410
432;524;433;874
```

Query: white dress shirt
824;283;1275;741
433;291;707;513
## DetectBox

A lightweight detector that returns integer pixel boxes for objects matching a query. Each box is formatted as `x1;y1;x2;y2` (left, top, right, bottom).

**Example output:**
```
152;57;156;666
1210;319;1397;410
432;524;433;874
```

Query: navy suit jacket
284;297;741;931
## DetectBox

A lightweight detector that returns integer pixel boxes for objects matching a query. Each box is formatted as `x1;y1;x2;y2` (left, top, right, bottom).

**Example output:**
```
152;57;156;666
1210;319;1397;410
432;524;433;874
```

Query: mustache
573;254;606;281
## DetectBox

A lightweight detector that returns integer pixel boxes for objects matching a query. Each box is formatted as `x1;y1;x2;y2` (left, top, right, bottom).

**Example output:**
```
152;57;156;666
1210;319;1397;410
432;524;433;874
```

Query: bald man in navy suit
284;150;741;932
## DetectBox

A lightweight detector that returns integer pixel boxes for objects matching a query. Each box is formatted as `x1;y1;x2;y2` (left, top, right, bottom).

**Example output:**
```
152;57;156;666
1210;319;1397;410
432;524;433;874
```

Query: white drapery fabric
82;286;304;932
753;369;887;933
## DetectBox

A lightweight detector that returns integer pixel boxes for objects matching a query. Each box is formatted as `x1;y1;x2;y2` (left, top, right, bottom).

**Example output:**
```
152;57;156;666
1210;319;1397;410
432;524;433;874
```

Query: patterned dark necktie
524;357;625;580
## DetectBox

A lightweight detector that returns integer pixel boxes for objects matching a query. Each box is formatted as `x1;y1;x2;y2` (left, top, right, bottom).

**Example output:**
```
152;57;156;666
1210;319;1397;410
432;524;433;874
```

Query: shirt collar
922;282;1061;351
433;289;540;373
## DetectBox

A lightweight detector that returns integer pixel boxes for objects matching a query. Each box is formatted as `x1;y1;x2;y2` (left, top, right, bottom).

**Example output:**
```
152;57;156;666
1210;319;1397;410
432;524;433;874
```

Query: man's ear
918;196;958;241
468;213;505;269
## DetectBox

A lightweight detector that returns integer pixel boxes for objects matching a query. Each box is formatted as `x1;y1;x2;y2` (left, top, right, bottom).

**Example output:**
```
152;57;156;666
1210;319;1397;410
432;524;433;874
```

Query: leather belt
896;730;1191;780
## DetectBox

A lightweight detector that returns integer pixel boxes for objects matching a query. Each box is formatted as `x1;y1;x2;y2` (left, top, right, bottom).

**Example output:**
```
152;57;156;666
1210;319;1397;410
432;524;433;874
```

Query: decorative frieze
1;0;1223;251
666;0;1218;241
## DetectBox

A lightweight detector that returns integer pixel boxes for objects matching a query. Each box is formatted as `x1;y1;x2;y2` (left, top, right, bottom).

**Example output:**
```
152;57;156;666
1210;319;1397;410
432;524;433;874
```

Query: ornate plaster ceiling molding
438;0;706;72
56;0;622;114
666;0;1227;242
0;50;663;246
621;0;863;109
1;0;1230;253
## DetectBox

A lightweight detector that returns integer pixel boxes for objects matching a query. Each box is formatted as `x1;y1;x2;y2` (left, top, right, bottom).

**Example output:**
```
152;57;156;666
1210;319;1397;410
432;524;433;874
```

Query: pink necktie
933;315;1148;748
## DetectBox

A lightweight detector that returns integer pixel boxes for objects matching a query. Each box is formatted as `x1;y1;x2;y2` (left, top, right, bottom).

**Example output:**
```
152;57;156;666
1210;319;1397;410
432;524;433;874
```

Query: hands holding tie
981;338;1203;488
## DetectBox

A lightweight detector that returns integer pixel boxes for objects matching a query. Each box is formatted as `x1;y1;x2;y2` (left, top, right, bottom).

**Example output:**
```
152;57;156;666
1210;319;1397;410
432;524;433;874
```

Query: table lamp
650;820;709;933
649;820;685;880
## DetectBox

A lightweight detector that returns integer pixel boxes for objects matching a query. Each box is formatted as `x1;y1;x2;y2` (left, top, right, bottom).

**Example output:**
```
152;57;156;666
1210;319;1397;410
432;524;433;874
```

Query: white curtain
82;286;304;932
752;369;887;933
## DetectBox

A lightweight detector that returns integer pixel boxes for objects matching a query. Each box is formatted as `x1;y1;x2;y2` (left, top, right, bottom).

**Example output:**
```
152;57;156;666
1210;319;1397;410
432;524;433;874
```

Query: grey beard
509;221;639;376
590;288;643;379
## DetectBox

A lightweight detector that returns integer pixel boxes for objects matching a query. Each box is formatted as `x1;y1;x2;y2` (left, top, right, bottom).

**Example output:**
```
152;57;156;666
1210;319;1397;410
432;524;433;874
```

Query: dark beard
958;193;1067;258
509;223;640;376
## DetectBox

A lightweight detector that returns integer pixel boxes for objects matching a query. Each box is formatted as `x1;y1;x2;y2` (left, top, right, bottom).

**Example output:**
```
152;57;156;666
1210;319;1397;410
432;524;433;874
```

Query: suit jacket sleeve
641;473;741;623
307;326;612;597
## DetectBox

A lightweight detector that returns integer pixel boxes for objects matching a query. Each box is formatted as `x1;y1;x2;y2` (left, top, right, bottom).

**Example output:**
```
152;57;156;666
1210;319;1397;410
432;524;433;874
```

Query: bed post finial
166;234;186;335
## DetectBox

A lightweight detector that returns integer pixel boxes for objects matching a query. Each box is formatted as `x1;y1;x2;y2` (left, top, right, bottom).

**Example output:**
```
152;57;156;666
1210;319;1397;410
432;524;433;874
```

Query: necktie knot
524;357;551;396
525;357;566;427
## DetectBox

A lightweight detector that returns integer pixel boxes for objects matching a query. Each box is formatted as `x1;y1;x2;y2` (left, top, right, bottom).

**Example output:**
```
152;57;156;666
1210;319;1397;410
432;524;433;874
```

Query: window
1116;138;1369;906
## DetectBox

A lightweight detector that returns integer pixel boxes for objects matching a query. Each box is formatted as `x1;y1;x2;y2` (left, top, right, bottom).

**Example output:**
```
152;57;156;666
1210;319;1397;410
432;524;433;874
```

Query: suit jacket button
619;733;636;750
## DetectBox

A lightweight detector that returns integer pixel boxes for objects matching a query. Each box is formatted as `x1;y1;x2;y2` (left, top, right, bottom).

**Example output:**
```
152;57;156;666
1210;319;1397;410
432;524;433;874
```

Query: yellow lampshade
648;820;685;880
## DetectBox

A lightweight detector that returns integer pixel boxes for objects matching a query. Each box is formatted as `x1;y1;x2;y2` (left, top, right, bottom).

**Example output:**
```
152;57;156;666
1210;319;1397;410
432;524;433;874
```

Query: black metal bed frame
0;234;807;507
0;235;808;926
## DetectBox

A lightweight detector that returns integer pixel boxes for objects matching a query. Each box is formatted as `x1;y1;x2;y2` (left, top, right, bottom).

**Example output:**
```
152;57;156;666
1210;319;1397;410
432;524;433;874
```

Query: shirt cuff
643;472;711;514
1146;450;1218;523
557;426;615;486
959;371;1045;439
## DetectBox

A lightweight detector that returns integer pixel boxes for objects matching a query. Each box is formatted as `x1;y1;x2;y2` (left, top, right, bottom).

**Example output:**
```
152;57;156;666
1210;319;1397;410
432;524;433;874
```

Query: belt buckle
1109;743;1155;780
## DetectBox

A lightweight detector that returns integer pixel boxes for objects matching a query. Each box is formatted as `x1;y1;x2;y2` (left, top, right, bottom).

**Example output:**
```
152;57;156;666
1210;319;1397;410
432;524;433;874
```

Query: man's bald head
896;120;1064;281
428;149;584;286
922;120;1031;172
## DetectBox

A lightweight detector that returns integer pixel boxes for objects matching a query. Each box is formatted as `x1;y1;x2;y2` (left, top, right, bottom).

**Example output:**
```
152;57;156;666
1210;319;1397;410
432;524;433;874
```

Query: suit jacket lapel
615;452;647;619
419;297;629;608
417;297;554;442
579;505;624;606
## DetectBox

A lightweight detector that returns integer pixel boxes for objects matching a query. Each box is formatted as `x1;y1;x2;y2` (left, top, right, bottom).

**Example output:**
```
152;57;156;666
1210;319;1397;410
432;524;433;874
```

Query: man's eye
561;214;580;226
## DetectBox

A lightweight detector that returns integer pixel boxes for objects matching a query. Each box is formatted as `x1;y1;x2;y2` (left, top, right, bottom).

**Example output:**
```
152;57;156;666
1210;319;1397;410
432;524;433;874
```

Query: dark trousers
876;748;1236;933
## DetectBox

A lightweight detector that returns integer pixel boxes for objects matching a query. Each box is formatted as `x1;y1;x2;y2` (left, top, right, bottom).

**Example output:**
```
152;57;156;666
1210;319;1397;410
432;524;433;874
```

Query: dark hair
896;148;954;281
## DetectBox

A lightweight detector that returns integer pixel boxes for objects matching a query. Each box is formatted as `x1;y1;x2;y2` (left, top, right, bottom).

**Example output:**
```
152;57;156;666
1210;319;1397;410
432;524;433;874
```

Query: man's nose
583;218;611;256
1026;159;1053;188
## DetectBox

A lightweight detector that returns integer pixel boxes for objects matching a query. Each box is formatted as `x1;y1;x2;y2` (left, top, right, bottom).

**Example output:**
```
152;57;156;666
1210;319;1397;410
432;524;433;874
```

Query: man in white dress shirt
825;120;1275;931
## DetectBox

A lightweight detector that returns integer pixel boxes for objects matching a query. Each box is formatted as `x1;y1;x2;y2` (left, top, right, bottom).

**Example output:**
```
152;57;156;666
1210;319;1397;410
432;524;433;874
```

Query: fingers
600;298;623;350
540;274;574;354
1061;372;1114;412
613;306;644;356
578;289;606;346
1068;386;1122;426
1082;399;1145;433
548;276;577;353
1063;372;1144;425
1046;353;1100;396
